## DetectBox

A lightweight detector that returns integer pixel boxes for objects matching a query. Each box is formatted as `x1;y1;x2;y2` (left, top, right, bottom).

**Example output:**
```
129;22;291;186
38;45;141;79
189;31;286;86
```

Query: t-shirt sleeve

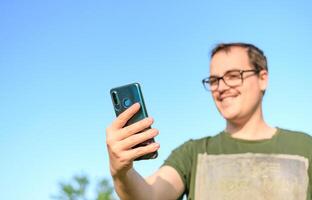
162;139;195;193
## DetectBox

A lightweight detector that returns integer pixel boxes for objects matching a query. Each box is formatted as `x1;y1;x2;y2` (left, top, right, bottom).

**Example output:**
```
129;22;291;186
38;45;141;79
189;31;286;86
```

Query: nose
217;78;230;91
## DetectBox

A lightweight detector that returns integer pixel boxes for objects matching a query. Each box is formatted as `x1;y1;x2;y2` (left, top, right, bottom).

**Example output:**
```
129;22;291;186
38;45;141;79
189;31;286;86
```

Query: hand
106;103;160;178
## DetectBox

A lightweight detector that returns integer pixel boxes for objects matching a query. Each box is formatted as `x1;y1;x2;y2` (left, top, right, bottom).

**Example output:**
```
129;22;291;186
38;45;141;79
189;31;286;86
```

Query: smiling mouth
222;97;234;104
219;96;236;102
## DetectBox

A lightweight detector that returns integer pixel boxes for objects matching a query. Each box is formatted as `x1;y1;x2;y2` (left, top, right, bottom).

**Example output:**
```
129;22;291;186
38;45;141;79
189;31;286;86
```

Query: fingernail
133;102;140;107
150;130;158;137
153;143;160;148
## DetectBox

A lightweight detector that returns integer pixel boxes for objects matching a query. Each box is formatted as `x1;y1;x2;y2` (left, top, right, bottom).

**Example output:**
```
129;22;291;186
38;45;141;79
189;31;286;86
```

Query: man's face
209;47;268;123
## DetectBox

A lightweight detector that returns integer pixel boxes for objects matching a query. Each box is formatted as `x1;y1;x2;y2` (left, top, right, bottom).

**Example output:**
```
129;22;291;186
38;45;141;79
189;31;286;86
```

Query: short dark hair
211;43;268;72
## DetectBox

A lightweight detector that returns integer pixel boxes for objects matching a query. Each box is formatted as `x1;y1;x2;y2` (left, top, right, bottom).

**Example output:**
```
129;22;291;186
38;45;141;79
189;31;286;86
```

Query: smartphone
110;83;158;160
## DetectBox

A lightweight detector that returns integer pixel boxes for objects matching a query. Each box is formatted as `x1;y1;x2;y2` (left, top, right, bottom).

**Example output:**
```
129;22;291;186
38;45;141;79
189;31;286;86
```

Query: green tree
52;174;115;200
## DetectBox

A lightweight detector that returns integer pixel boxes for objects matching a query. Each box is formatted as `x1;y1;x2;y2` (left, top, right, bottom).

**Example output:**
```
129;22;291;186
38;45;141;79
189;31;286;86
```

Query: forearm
113;168;155;200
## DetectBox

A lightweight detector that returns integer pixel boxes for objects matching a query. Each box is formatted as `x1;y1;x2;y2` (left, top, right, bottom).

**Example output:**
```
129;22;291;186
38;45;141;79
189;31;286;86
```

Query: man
106;43;312;200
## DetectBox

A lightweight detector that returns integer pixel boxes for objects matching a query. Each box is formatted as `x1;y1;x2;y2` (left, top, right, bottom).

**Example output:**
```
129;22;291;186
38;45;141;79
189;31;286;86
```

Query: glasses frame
202;69;261;91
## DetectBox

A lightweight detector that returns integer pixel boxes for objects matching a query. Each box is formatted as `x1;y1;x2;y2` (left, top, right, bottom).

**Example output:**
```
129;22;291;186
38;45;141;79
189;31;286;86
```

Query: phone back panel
110;83;148;126
110;83;157;160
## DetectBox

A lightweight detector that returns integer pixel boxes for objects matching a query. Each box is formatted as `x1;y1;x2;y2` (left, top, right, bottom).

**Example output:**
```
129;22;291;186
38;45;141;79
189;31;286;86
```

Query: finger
126;142;160;161
120;128;159;149
118;117;154;140
111;102;140;130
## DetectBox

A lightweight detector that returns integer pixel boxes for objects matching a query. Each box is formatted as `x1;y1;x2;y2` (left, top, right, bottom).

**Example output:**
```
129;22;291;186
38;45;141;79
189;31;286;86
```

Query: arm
113;166;184;200
146;166;185;200
106;103;184;200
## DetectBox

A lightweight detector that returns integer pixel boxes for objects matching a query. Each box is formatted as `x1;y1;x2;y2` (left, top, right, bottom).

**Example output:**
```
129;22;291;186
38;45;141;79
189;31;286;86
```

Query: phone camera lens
123;98;132;108
111;91;119;105
114;104;121;111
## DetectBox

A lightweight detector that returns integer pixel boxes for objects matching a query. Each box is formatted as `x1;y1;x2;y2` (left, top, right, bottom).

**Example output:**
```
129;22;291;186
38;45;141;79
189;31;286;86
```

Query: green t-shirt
163;128;312;200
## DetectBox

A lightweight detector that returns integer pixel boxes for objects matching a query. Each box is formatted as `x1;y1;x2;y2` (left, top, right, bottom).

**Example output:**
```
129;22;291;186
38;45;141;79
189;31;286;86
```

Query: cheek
211;91;218;102
242;81;262;105
211;92;223;109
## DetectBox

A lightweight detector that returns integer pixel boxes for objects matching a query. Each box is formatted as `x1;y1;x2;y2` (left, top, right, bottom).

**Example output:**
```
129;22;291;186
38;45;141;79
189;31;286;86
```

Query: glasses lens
202;79;209;91
202;77;218;91
223;71;242;87
209;78;218;91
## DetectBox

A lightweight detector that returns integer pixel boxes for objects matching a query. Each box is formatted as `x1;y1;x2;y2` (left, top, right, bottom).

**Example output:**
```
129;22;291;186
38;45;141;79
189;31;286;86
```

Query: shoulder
180;132;224;154
278;127;312;141
277;127;312;152
177;136;211;152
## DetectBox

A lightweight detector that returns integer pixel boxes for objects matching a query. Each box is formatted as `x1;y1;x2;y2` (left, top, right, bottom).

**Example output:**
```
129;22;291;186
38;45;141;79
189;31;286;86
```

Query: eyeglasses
202;69;260;91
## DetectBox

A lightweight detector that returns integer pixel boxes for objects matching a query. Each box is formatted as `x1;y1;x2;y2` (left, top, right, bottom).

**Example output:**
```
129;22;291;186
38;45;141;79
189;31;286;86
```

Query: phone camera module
111;91;120;105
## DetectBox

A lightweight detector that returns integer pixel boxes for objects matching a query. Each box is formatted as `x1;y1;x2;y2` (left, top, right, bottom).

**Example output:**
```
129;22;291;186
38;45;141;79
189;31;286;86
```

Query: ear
258;70;269;92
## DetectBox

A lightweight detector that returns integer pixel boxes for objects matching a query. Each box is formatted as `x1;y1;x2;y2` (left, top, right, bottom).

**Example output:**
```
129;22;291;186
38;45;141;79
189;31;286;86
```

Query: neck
225;103;276;140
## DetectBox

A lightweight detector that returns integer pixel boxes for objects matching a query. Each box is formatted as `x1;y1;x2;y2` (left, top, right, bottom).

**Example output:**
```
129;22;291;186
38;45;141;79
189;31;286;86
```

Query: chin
218;107;240;121
222;113;239;121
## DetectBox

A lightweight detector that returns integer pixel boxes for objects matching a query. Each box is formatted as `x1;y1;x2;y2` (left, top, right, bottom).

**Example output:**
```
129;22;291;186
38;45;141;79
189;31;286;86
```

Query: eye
225;71;241;80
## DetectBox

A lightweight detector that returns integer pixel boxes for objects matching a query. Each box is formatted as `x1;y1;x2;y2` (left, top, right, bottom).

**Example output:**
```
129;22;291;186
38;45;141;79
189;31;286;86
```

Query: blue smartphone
110;83;158;160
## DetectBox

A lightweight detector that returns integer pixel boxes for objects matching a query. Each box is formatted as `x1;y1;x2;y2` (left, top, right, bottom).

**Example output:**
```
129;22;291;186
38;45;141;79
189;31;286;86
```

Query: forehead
210;47;250;76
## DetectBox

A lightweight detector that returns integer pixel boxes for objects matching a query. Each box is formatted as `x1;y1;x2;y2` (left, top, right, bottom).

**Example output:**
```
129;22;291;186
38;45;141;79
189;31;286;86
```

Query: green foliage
96;179;115;200
52;174;115;200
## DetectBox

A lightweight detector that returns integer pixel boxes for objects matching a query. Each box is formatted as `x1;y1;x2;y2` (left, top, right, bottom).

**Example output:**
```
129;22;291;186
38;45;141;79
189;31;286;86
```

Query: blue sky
1;1;312;199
